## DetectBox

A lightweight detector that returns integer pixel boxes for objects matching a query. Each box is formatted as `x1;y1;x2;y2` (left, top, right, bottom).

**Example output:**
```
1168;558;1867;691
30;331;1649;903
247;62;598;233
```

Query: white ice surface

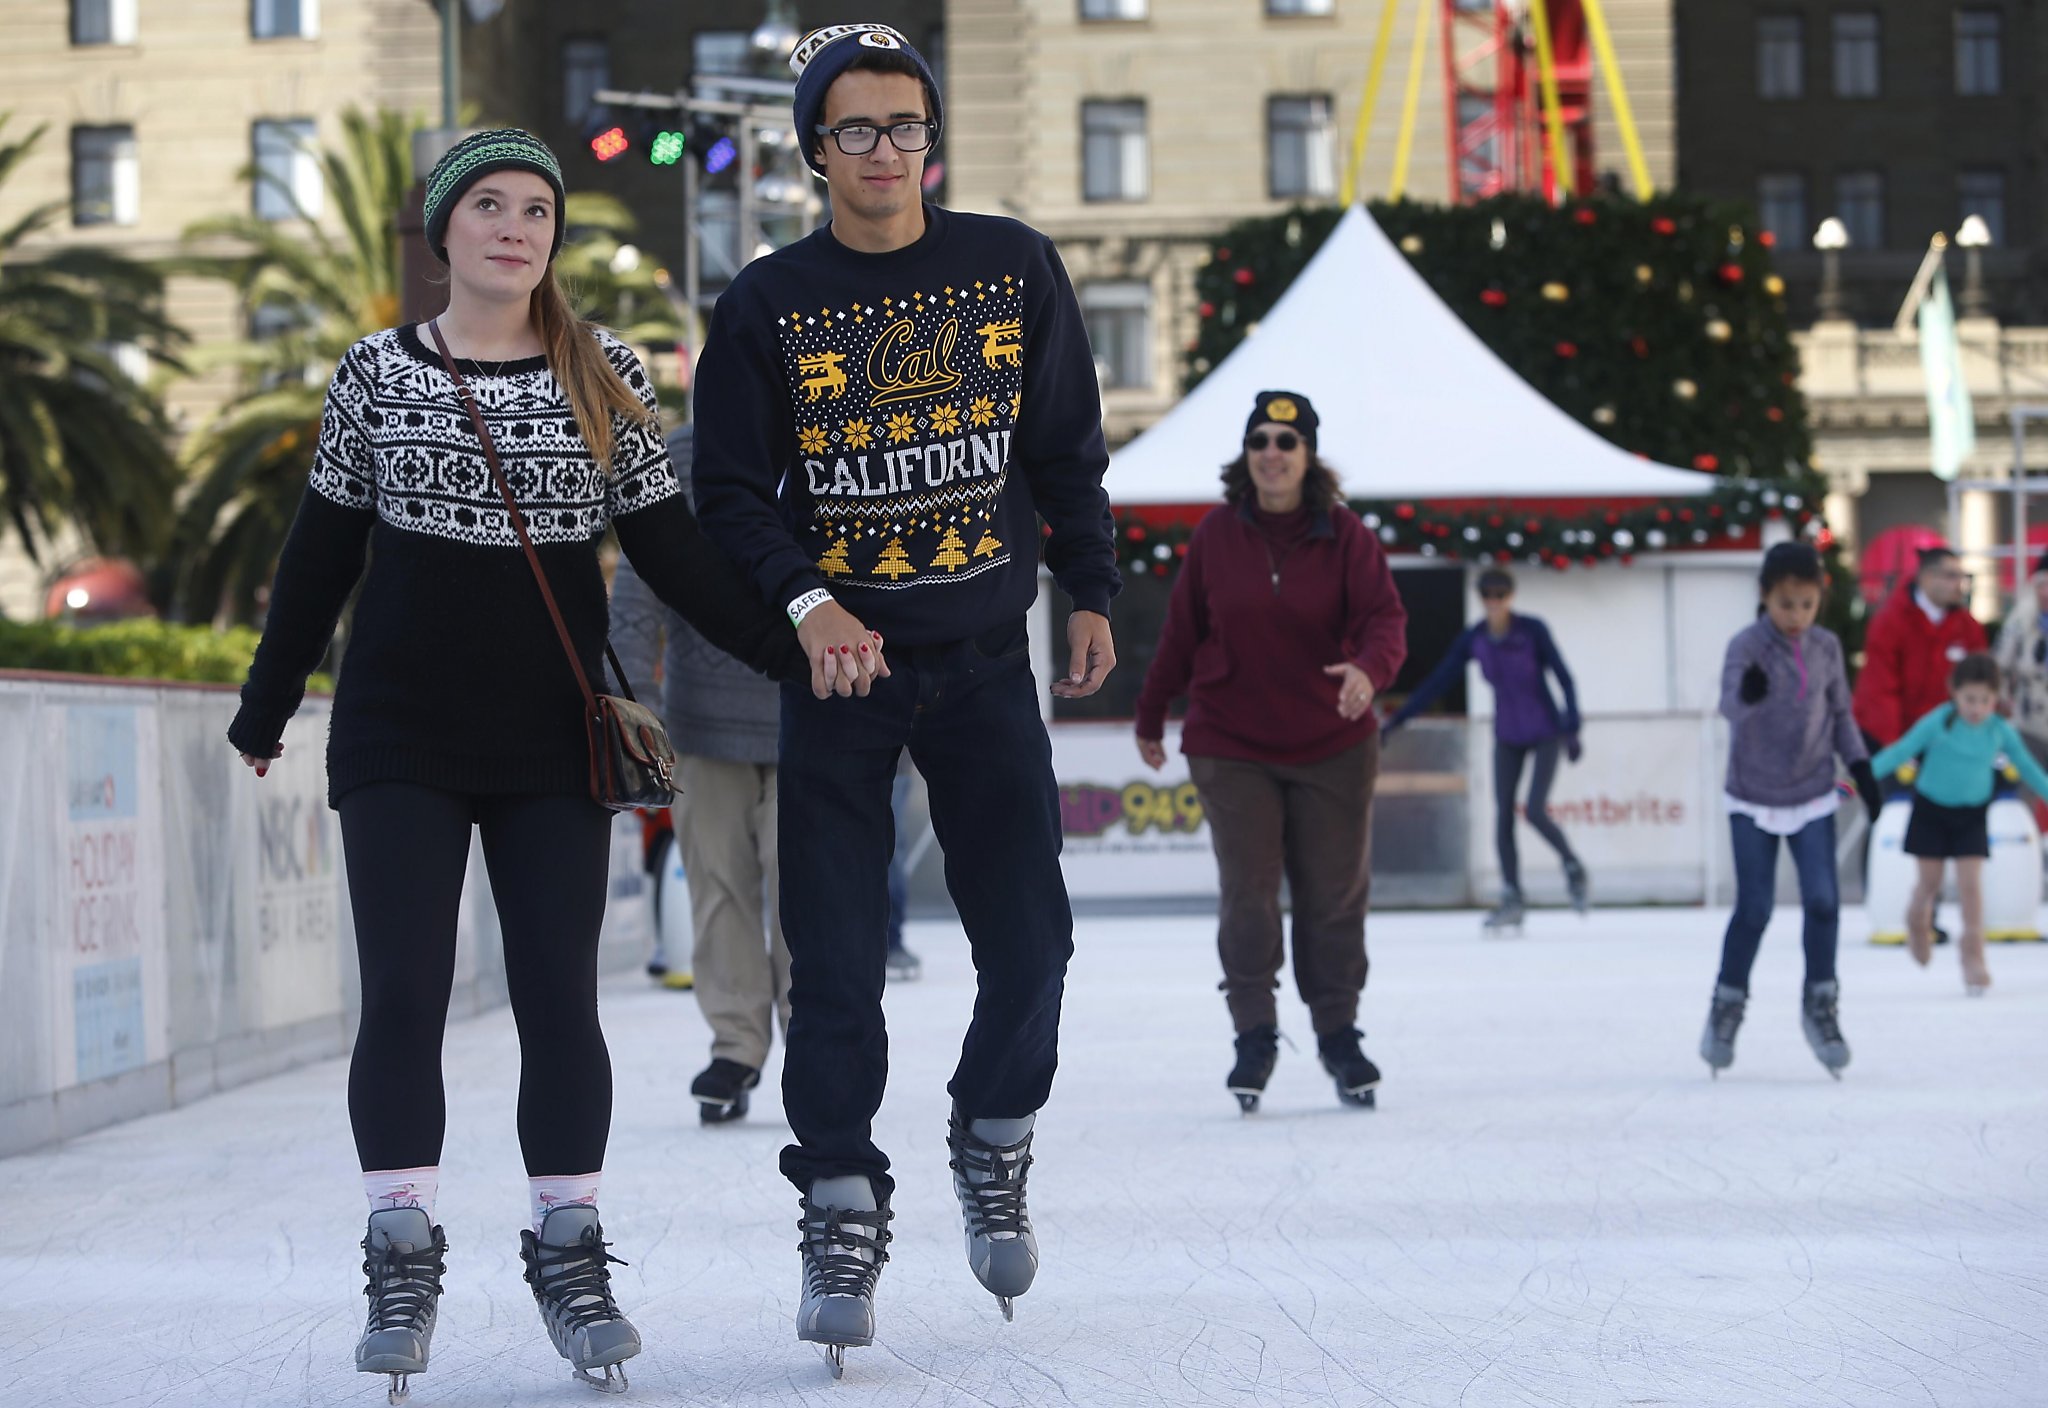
4;906;2045;1408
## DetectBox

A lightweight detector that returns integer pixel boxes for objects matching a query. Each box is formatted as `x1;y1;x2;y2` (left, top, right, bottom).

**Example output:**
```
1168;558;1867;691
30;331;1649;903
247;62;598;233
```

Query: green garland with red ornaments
1131;193;1829;576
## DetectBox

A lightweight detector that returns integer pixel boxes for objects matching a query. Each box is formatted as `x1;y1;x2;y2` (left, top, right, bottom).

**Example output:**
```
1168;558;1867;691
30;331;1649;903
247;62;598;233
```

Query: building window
1757;173;1809;249
71;125;138;227
1959;170;2006;247
562;38;610;129
1081;0;1147;17
71;0;136;45
253;120;322;222
691;30;750;78
252;0;318;40
1832;12;1880;98
1081;282;1152;390
1267;0;1334;14
1082;100;1148;202
1836;170;1884;249
1268;95;1337;199
1756;15;1803;99
1955;10;2001;96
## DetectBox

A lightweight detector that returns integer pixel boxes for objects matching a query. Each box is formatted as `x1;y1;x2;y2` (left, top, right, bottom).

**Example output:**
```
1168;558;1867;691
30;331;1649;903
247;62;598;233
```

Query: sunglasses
1479;589;1512;601
1245;431;1302;452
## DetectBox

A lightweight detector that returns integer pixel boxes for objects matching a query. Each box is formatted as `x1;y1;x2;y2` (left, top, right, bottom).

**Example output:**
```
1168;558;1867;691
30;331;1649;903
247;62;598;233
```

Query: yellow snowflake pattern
968;395;998;427
929;403;963;436
884;411;919;444
797;425;830;455
841;418;874;450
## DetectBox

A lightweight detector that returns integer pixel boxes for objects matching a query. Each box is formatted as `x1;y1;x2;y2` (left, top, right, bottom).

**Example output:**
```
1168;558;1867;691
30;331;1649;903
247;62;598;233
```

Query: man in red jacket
1854;547;1986;751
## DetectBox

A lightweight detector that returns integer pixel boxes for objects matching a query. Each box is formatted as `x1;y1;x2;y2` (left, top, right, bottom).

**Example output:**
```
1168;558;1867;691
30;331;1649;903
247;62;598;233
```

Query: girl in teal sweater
1870;653;2048;993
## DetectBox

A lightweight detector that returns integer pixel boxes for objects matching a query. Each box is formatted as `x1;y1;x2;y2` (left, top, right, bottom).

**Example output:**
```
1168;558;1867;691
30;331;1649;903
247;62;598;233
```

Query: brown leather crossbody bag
428;319;677;812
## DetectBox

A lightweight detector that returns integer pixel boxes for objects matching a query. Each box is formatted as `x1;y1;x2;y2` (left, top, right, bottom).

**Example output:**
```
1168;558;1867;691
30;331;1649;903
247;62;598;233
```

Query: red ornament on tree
1524;518;1543;534
1693;453;1720;471
1198;301;1216;319
1573;207;1598;226
1766;406;1785;422
1480;287;1509;308
1758;230;1777;248
1215;246;1232;261
1125;525;1146;541
1555;341;1578;358
1716;262;1745;285
1709;504;1724;517
1232;267;1255;287
1629;336;1650;358
1651;216;1678;236
1395;503;1416;520
1656;508;1672;523
1488;514;1504;528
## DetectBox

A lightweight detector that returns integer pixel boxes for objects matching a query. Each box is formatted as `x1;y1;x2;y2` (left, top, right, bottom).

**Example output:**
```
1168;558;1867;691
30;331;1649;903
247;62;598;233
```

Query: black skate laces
361;1227;447;1332
947;1119;1034;1240
797;1200;894;1298
521;1224;630;1331
1710;993;1746;1042
1804;992;1843;1044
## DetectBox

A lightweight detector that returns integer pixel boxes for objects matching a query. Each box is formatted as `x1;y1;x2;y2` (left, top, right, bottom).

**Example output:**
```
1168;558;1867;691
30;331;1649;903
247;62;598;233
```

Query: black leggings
338;783;614;1175
1494;738;1577;892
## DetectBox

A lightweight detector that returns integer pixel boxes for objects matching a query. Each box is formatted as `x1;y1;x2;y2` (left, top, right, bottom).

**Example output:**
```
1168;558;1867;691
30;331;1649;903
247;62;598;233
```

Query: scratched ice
4;907;2044;1407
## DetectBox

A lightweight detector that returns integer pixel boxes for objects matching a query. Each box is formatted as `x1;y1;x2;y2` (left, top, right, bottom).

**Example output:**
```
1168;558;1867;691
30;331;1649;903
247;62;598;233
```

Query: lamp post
1955;213;1993;319
1814;216;1850;321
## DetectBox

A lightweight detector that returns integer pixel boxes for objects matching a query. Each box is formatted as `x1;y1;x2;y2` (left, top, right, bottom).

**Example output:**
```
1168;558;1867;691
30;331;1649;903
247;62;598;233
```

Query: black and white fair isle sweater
227;322;806;806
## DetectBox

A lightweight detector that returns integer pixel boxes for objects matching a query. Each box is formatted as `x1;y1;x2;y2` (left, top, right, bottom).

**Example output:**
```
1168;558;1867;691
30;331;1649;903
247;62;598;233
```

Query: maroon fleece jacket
1135;502;1409;765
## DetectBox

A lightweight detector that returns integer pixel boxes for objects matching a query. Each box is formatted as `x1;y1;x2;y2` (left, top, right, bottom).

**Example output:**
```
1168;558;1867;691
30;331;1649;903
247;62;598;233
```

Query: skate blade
823;1344;847;1380
1337;1087;1377;1108
698;1095;750;1124
573;1362;630;1394
1229;1088;1262;1114
997;1296;1015;1322
386;1373;410;1405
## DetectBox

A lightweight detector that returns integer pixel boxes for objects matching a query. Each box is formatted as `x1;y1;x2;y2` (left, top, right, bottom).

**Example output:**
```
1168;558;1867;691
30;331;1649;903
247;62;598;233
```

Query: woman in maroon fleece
1134;391;1408;1112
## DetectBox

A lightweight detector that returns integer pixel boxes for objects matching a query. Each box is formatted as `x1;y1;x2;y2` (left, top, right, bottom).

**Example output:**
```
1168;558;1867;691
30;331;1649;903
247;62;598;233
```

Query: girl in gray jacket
1702;543;1883;1079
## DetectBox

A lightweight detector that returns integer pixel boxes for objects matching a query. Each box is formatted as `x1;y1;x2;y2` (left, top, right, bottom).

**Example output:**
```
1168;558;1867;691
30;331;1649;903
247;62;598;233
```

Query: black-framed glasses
1479;589;1512;601
1245;431;1301;452
815;120;937;156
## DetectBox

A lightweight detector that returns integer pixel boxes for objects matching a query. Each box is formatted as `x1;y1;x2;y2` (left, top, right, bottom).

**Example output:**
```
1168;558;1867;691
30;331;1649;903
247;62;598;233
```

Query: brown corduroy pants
1188;734;1378;1036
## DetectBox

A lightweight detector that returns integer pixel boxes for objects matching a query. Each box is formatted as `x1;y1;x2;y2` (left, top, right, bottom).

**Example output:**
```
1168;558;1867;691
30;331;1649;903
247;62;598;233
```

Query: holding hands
794;599;890;699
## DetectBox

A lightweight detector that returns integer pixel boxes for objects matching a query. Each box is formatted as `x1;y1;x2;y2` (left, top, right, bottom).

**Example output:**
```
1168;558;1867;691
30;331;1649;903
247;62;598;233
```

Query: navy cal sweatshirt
693;204;1120;647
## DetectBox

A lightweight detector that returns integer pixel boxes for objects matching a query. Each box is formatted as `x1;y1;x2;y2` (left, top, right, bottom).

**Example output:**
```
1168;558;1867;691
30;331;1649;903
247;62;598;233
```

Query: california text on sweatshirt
691;204;1119;646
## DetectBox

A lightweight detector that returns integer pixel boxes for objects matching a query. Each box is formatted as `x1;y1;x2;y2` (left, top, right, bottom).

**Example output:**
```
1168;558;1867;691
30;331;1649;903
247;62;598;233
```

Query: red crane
1440;0;1595;204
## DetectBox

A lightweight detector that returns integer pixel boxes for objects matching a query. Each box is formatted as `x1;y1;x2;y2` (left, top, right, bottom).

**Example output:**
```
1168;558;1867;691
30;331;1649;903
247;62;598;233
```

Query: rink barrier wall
0;674;652;1160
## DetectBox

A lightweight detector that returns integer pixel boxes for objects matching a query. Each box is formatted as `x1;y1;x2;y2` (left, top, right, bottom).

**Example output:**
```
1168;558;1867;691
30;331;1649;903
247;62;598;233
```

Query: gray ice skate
1800;979;1851;1079
1565;858;1590;915
797;1176;894;1378
1700;982;1747;1077
1483;889;1525;936
885;942;922;981
518;1206;640;1393
356;1208;446;1405
947;1109;1038;1319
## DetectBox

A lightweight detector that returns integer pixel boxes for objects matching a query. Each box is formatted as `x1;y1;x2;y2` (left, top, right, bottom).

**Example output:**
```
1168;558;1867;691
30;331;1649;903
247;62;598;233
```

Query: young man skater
692;23;1119;1371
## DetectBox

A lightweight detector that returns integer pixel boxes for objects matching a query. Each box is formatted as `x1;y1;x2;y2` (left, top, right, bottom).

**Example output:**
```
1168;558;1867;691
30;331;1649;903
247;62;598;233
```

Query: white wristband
787;588;834;627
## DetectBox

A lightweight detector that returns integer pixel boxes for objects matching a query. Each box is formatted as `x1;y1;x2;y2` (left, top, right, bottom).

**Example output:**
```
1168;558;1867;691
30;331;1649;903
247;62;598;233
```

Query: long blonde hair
531;268;652;472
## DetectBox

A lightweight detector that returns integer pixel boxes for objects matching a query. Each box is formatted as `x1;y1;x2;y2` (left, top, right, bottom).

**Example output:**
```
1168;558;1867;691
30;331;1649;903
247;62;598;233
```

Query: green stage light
649;129;686;166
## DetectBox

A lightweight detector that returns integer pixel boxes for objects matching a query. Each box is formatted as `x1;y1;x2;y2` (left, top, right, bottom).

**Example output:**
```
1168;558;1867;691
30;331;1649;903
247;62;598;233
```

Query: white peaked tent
1107;205;1716;505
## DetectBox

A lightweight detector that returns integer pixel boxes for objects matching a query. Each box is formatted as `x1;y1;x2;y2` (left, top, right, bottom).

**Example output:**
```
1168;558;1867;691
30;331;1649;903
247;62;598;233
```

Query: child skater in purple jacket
1385;567;1585;932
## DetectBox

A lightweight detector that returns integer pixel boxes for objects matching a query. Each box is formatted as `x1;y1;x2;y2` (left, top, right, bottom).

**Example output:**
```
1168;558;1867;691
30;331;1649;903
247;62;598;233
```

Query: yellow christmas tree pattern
931;525;969;573
874;537;916;580
973;527;1003;559
816;535;852;576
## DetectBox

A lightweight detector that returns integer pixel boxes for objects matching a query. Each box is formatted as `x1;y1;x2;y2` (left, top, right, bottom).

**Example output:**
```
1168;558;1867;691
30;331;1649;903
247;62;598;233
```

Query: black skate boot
1226;1024;1280;1113
797;1177;894;1379
1800;979;1850;1080
885;941;923;981
1483;887;1526;936
1564;858;1590;915
1317;1027;1381;1108
947;1109;1037;1319
356;1208;447;1405
690;1058;761;1125
519;1206;640;1393
1699;983;1746;1077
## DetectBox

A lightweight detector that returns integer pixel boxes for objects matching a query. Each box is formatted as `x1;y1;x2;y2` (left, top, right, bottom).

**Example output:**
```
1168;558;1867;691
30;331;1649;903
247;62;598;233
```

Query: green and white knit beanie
423;128;567;264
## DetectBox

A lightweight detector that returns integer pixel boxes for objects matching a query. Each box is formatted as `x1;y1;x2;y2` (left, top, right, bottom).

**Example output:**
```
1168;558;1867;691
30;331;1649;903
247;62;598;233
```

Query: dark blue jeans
776;617;1074;1195
1718;811;1838;991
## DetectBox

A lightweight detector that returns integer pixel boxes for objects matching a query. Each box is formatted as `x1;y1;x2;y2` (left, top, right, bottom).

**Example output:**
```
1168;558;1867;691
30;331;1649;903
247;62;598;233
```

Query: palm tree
0;114;186;578
554;191;690;416
169;105;414;622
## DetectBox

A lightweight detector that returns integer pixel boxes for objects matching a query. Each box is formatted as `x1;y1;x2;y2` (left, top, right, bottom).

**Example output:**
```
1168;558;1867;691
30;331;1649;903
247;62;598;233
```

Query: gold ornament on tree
1704;319;1733;342
1542;282;1571;302
1673;378;1699;400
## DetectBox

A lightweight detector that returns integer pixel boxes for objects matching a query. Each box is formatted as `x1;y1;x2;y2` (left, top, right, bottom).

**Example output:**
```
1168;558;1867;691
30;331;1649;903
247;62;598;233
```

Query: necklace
430;318;520;378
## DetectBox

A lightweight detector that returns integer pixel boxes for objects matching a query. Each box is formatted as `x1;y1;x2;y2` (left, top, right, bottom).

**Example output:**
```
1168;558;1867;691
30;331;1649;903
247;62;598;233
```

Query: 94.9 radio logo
1059;780;1205;838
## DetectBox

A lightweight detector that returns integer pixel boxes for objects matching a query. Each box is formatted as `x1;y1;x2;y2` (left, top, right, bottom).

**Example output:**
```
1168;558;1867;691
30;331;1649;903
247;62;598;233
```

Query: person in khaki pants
612;425;790;1124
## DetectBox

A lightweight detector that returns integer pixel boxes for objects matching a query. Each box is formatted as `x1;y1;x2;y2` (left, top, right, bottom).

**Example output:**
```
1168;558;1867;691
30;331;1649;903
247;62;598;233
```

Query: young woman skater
227;129;805;1398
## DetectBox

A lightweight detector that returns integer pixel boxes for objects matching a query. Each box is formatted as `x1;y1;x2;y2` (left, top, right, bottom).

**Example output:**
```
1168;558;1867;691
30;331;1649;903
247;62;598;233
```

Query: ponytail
531;268;651;473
